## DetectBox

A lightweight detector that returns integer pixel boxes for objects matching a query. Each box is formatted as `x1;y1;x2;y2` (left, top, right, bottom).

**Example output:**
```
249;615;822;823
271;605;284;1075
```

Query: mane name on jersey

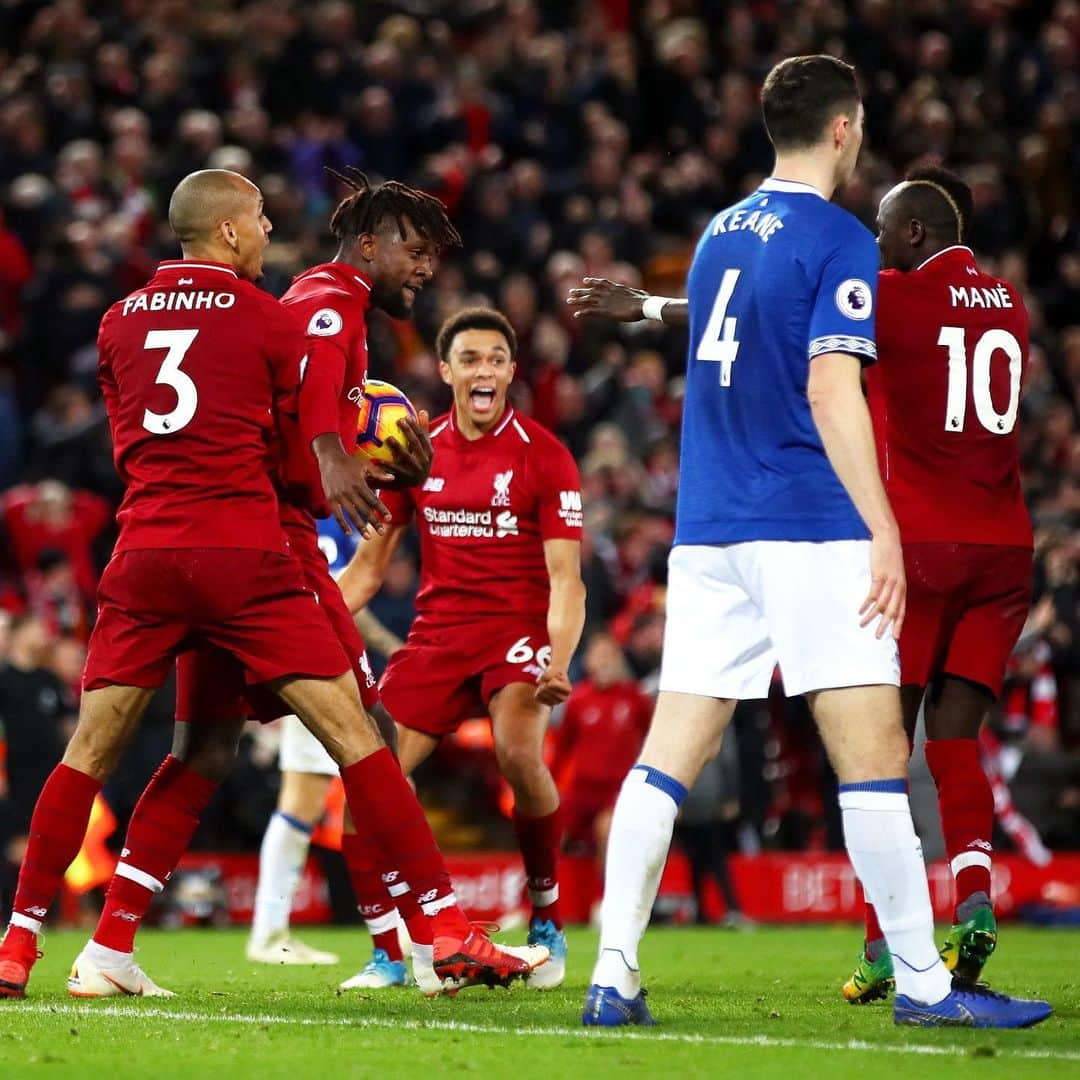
121;290;237;316
949;284;1013;309
711;207;784;243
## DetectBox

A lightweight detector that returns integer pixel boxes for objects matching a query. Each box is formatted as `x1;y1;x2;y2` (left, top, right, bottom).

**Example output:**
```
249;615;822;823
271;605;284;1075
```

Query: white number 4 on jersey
696;269;741;386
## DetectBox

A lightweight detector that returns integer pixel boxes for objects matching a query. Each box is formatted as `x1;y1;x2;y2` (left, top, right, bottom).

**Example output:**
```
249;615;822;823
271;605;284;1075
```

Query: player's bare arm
353;607;404;658
806;351;905;640
379;410;434;490
337;522;406;614
567;277;689;328
536;537;586;707
311;432;392;537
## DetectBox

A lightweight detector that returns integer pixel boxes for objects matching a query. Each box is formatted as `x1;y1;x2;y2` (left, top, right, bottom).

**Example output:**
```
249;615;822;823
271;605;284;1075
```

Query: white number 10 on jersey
938;326;1022;436
696;269;742;386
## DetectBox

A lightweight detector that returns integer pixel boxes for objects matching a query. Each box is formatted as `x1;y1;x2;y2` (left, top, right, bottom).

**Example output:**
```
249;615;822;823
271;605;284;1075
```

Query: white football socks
839;784;952;1005
250;812;312;945
592;766;687;999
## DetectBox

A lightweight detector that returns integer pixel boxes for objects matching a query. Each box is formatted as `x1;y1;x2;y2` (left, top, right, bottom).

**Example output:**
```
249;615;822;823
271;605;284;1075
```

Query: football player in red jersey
337;307;587;989
842;166;1033;1001
63;172;547;999
0;170;545;1002
566;166;1036;1000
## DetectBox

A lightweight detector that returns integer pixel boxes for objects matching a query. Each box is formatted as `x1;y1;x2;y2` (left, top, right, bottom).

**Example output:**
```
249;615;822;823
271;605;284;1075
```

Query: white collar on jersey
447;405;525;441
759;177;827;200
157;260;239;278
915;245;975;272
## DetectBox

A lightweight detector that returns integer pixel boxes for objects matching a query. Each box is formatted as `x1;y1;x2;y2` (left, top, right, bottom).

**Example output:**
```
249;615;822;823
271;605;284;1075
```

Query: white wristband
641;295;672;322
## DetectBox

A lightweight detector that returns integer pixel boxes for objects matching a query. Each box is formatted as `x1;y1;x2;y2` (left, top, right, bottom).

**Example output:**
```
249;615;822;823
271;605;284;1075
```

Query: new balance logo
418;889;439;904
381;870;400;884
178;277;194;286
423;477;445;492
27;906;48;918
967;839;993;852
112;910;140;923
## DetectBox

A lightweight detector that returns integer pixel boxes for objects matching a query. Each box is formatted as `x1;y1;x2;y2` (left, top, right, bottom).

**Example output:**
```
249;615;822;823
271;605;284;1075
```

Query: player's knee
495;741;547;792
63;723;124;780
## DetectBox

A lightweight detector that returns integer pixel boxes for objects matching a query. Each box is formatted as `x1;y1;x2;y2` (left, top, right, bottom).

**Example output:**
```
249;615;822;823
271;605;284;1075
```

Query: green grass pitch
0;925;1076;1078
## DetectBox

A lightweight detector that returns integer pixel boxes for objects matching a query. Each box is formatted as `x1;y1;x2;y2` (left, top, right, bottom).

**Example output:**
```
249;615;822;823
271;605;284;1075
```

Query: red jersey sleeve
260;299;308;415
533;437;583;541
380;485;415;527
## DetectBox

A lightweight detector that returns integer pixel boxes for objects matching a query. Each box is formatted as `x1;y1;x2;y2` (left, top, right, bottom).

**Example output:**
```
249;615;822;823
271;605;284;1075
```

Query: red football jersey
868;246;1032;547
381;407;583;622
275;263;373;516
97;260;308;553
553;679;652;790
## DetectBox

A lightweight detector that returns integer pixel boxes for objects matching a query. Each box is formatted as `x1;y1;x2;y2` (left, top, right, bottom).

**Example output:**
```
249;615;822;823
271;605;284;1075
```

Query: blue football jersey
315;516;360;579
676;178;879;545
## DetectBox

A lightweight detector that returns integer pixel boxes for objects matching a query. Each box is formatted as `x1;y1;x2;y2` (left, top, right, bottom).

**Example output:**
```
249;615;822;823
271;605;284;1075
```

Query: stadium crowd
0;0;1077;890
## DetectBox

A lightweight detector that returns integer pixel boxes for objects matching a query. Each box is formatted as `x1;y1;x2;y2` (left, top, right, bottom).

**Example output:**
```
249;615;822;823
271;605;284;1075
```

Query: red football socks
341;832;404;962
512;807;563;928
339;750;456;916
93;755;217;954
924;738;994;918
12;764;101;930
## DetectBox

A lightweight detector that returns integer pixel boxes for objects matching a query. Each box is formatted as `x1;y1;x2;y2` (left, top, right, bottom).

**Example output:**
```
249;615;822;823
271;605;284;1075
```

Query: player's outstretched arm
536;538;586;707
337;522;406;615
566;277;689;328
807;351;905;641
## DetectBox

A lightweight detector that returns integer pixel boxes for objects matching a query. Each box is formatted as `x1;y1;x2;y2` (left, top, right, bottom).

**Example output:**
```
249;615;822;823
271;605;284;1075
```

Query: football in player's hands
353;380;419;465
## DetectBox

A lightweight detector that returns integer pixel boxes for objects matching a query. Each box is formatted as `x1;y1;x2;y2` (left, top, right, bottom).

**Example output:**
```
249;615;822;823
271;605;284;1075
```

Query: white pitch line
13;1003;1079;1063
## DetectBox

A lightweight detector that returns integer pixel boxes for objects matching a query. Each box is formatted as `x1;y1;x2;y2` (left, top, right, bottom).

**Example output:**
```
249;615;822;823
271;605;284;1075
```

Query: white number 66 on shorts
505;636;552;669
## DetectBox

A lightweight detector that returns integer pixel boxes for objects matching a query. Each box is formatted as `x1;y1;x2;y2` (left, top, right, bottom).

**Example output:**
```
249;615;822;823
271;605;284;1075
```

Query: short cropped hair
761;55;860;151
905;164;974;242
435;307;517;364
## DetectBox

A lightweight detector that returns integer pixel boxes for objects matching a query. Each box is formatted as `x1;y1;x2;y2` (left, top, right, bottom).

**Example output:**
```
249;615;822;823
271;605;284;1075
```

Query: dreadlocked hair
326;166;462;250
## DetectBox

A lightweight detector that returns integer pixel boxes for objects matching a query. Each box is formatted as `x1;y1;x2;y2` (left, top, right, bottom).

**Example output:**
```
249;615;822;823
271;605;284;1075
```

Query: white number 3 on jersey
696;269;742;387
142;328;200;435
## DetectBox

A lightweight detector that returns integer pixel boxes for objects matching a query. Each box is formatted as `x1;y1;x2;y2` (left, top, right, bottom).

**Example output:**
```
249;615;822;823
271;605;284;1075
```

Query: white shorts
659;541;900;699
279;714;338;776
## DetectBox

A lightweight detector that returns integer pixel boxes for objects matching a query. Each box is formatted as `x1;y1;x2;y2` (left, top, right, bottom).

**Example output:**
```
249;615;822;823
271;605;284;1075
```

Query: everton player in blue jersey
575;56;1050;1030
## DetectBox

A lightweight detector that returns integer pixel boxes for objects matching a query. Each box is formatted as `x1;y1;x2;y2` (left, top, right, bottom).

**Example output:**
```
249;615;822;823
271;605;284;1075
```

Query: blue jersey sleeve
806;222;878;364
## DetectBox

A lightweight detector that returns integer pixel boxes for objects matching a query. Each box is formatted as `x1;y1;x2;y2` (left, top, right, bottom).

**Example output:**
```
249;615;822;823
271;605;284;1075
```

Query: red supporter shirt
553;679;652;791
867;246;1032;547
382;408;582;623
97;260;308;554
274;263;373;519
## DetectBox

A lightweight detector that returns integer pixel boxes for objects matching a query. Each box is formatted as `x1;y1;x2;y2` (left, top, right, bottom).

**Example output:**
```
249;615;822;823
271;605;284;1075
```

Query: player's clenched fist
535;667;572;706
312;433;391;537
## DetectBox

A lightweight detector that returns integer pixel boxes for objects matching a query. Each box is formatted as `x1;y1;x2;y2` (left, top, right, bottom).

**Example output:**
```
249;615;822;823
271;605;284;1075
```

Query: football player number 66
939;326;1022;436
506;636;552;669
142;328;200;435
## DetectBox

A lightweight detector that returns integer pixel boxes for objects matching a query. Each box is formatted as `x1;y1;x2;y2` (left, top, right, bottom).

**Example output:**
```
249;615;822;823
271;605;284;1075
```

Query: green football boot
940;904;997;983
842;945;895;1004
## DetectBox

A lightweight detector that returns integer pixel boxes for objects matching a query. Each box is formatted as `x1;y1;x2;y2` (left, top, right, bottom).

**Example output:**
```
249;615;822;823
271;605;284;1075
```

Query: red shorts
562;785;620;853
380;616;550;738
84;548;349;693
900;542;1032;698
174;524;378;723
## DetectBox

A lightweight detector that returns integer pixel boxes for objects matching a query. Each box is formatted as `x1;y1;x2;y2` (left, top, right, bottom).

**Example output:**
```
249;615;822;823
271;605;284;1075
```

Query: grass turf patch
0;925;1075;1078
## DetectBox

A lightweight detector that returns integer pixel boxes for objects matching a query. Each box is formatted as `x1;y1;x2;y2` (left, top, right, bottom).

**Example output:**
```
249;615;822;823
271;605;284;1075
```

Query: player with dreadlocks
64;172;549;999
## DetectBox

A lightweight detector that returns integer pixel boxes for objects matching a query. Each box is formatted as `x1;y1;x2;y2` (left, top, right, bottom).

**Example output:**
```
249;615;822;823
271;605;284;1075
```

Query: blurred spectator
554;632;650;868
0;613;76;914
1;480;111;604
